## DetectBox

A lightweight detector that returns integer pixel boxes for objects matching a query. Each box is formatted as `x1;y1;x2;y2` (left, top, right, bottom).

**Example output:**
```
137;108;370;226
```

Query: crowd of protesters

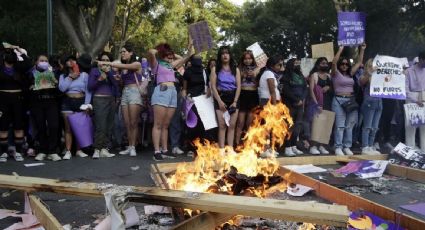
1;40;424;163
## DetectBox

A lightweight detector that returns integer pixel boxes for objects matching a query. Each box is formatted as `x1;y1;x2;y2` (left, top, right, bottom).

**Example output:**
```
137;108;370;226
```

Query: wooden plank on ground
0;174;349;227
28;195;63;230
279;166;425;230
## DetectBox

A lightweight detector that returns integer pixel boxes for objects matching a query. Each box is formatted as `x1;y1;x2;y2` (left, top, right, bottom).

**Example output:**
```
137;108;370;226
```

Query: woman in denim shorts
148;41;195;161
98;44;142;157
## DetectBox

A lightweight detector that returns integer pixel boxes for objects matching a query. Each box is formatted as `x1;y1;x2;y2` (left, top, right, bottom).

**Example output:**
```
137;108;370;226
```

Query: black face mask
3;53;17;65
319;66;328;71
294;65;301;72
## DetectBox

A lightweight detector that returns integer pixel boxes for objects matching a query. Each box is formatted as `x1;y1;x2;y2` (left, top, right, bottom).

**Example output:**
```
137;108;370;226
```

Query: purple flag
337;12;366;46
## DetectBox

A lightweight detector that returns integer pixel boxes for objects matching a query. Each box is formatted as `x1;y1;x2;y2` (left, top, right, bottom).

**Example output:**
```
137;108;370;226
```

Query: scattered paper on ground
287;184;313;197
24;163;45;167
283;164;327;174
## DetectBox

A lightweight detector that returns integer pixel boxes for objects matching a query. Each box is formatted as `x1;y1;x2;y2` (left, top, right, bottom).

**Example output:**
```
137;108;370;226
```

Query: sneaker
219;148;226;156
284;147;296;157
0;153;8;163
369;146;381;155
35;153;47;161
153;152;164;161
119;146;130;155
373;142;380;151
63;151;72;160
260;148;278;158
93;149;100;159
172;147;184;155
76;150;88;158
361;147;375;155
335;148;345;156
343;148;354;156
292;146;303;155
13;152;24;161
129;147;137;157
100;148;115;158
47;154;62;161
309;146;320;155
319;146;330;154
162;150;176;159
187;151;195;157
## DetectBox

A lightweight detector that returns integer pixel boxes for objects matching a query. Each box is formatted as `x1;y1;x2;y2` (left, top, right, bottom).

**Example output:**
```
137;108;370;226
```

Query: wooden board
28;195;63;230
0;174;349;227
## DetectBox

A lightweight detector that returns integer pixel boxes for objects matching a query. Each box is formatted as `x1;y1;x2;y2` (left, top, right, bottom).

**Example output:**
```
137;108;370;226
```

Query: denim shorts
121;86;143;106
61;97;84;113
151;84;177;108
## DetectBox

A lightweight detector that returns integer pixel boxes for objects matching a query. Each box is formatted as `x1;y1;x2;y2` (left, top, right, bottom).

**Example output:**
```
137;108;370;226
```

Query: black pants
286;105;304;147
0;92;24;131
30;98;59;154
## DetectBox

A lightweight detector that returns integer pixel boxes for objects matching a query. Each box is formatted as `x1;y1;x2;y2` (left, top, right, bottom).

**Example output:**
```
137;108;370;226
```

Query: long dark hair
337;57;352;76
121;43;137;64
216;46;237;76
238;50;257;69
257;55;283;80
284;58;303;78
309;57;328;76
1;49;18;66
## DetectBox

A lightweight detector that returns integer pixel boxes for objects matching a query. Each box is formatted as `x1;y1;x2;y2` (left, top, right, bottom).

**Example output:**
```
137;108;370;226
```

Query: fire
167;102;293;197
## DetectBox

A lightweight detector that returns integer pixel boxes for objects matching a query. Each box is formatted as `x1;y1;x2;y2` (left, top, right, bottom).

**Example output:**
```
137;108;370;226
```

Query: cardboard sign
311;110;335;144
247;42;268;68
404;103;425;126
192;95;217;130
301;58;316;77
370;55;406;99
337;12;366;46
188;21;214;53
311;42;334;62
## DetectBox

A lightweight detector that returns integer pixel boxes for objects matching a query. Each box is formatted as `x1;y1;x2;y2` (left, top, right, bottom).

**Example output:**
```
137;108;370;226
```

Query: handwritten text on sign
337;12;366;46
370;55;406;100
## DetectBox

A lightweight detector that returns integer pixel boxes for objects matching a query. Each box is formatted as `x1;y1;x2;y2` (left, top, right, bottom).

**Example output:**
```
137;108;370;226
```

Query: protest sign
247;42;268;68
370;55;406;99
188;21;213;53
192;94;217;130
337;12;366;46
390;142;425;169
311;42;334;62
404;103;425;126
300;58;316;77
311;110;335;144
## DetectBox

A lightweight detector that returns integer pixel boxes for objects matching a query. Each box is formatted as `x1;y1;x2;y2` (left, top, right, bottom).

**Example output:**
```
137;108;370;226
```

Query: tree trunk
56;0;117;57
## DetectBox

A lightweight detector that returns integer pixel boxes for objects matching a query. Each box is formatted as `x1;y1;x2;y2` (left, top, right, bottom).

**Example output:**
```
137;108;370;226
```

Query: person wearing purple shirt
97;44;142;157
405;51;425;151
88;52;118;159
58;55;93;160
210;46;242;154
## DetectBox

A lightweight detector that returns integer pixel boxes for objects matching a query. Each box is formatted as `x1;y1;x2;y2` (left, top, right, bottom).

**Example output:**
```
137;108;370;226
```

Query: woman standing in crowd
235;51;259;146
331;44;366;156
359;58;381;155
210;46;241;154
30;55;61;161
0;46;31;162
258;55;283;106
98;44;142;157
148;40;195;161
182;55;211;153
405;51;425;151
281;58;308;157
307;57;332;155
88;52;119;159
58;55;92;160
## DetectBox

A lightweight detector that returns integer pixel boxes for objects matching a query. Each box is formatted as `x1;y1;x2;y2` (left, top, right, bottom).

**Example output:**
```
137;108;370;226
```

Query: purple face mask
37;61;50;71
3;66;14;76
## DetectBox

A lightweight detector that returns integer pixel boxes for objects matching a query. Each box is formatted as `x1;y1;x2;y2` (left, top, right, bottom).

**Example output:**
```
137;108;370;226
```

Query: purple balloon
185;100;198;128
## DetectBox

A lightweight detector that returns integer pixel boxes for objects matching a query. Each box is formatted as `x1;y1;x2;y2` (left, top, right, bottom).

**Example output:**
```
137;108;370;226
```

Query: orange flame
167;101;293;197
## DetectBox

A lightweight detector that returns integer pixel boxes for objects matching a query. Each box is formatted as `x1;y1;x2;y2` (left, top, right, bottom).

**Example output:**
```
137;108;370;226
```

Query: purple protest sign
337;12;366;46
189;21;214;53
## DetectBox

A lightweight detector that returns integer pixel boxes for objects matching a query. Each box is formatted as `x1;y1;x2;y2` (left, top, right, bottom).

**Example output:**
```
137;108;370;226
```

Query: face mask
294;65;301;71
3;66;14;76
37;61;50;71
319;66;328;71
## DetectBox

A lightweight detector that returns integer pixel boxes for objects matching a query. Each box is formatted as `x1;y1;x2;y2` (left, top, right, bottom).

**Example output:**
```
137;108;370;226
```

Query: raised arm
171;39;195;69
58;74;72;92
147;49;158;70
331;46;344;77
350;43;366;76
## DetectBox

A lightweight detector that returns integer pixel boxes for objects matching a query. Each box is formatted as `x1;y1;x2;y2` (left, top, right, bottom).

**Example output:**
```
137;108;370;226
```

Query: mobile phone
71;61;80;75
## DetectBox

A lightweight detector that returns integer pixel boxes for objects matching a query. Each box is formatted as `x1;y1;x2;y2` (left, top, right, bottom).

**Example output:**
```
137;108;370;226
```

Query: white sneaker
335;148;345;156
0;153;8;163
343;148;354;156
260;148;278;158
100;149;115;158
129;146;137;157
13;152;24;161
369;146;381;155
219;148;226;156
187;151;194;157
172;147;184;155
47;154;62;161
76;150;88;158
93;149;100;159
284;147;296;157
35;153;47;161
319;146;329;154
119;146;130;155
309;146;320;155
63;151;72;160
361;147;375;155
292;146;303;155
373;142;380;151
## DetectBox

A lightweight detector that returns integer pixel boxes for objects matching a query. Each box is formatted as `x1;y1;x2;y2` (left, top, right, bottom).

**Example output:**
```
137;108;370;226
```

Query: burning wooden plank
0;174;349;227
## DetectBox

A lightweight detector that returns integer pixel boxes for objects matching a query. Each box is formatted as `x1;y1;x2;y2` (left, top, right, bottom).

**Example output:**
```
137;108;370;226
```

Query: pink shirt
153;62;175;84
332;69;354;95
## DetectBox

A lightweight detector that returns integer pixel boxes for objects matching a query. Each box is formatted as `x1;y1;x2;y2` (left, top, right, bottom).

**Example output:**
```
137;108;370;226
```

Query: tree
56;0;117;57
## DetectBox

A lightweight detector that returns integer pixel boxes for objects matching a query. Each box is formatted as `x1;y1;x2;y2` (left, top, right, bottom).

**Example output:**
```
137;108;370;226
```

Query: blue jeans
361;97;382;147
332;97;358;148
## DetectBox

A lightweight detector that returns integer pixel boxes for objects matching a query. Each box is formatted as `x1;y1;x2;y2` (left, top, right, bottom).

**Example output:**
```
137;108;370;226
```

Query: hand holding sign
337;12;366;46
